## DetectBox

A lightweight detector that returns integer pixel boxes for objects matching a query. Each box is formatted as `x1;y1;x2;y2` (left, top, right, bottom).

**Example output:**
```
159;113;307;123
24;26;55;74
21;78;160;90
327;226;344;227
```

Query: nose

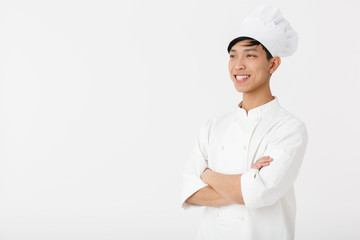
234;57;245;70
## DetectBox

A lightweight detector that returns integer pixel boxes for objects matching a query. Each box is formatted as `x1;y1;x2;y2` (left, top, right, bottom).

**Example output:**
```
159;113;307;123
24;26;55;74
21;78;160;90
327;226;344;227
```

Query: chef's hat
228;5;298;57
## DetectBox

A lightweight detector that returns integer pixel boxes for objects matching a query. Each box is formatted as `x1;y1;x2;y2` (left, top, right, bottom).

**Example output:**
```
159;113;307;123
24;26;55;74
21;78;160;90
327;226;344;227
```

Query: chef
181;5;308;240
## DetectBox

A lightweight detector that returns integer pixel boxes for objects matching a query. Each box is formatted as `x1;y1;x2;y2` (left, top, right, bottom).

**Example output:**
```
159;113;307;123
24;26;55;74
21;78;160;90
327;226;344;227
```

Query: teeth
236;75;250;80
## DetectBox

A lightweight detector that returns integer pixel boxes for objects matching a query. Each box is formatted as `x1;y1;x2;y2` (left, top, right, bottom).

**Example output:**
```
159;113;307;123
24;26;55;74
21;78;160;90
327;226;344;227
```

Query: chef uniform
181;5;308;240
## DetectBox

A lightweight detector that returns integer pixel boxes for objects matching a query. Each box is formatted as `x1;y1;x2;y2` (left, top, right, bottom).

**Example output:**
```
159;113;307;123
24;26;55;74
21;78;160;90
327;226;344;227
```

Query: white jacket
181;96;308;240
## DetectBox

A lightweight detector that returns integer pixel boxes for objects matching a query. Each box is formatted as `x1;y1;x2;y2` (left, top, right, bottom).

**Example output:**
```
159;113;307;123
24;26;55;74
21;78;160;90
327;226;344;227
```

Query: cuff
181;173;207;210
241;168;263;209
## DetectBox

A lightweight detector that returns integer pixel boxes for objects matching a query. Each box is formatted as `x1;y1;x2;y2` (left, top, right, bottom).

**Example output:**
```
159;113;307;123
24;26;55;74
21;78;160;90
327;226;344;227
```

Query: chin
233;84;245;93
234;87;245;93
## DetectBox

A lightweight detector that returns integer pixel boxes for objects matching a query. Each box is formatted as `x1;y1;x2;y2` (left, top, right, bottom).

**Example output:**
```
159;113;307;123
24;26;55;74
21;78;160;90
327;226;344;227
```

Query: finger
252;159;273;169
252;157;273;167
256;156;272;162
252;163;270;170
260;162;271;168
255;158;273;164
258;162;270;167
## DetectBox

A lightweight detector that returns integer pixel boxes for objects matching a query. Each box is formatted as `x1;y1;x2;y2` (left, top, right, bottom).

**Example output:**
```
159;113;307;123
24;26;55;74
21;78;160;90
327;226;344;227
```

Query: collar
235;96;279;120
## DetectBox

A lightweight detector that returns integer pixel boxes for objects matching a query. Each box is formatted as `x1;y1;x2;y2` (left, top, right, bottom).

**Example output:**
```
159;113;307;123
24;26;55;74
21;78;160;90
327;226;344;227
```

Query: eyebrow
230;48;258;53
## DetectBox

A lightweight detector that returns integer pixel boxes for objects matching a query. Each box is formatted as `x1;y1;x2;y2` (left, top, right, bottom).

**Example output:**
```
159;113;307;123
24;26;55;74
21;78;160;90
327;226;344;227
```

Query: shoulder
271;105;307;131
267;106;308;146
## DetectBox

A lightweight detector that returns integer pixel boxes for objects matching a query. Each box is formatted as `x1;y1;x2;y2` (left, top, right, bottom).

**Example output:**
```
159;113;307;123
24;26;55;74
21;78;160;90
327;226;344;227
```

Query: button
253;117;260;121
240;145;247;150
216;212;219;217
220;146;224;150
241;216;245;221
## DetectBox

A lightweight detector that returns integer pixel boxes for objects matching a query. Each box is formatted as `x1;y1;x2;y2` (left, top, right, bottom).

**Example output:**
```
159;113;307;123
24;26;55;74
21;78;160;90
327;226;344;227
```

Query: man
181;5;308;240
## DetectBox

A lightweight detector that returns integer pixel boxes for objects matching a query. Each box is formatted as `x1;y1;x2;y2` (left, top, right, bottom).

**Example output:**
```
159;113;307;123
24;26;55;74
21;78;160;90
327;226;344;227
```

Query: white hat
229;5;298;57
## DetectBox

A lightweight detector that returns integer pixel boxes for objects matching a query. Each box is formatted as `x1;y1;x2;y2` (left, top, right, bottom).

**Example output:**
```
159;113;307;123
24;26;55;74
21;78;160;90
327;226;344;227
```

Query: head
227;37;281;94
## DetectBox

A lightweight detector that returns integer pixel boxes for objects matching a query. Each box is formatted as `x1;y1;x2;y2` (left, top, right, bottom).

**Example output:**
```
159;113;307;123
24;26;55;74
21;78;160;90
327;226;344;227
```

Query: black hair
227;36;273;61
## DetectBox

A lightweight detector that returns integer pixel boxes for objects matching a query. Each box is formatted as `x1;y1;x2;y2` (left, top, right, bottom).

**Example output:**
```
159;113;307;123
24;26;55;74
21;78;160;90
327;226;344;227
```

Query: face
228;40;280;95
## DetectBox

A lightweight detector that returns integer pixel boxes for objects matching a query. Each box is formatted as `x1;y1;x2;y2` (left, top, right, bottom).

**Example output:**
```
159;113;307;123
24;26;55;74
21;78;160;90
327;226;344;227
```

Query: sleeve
241;118;308;209
181;118;212;210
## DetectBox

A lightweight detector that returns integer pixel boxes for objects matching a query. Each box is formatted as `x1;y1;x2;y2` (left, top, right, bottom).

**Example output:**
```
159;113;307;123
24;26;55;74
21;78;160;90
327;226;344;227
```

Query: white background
0;0;359;239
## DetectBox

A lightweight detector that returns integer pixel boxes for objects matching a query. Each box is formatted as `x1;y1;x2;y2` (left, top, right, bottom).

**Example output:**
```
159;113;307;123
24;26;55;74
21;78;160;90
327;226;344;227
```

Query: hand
201;168;211;183
251;156;273;170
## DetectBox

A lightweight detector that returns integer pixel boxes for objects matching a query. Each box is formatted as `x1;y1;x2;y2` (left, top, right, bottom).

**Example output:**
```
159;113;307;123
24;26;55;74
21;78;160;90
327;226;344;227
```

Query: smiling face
228;40;280;95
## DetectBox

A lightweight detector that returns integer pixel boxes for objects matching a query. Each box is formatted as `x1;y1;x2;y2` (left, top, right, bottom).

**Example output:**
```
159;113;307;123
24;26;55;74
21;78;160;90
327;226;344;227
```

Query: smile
236;75;250;80
235;75;250;83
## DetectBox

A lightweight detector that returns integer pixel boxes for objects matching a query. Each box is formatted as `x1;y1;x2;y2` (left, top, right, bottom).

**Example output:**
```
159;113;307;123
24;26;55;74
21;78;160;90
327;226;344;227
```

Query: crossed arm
185;156;273;207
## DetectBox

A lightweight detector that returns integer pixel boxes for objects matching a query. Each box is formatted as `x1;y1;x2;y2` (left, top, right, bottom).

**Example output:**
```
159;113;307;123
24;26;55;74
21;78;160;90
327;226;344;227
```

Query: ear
269;56;281;74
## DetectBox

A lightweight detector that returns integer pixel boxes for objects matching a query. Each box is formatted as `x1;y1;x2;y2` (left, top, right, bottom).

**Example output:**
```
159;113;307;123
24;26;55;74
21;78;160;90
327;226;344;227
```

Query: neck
240;90;274;114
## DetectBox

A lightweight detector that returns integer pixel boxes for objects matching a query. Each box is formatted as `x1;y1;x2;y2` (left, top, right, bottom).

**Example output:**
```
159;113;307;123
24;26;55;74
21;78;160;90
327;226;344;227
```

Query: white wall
0;0;359;239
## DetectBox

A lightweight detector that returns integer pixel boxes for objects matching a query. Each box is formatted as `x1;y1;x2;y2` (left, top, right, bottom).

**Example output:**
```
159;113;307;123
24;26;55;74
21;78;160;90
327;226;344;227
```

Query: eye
229;55;235;58
247;54;255;57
